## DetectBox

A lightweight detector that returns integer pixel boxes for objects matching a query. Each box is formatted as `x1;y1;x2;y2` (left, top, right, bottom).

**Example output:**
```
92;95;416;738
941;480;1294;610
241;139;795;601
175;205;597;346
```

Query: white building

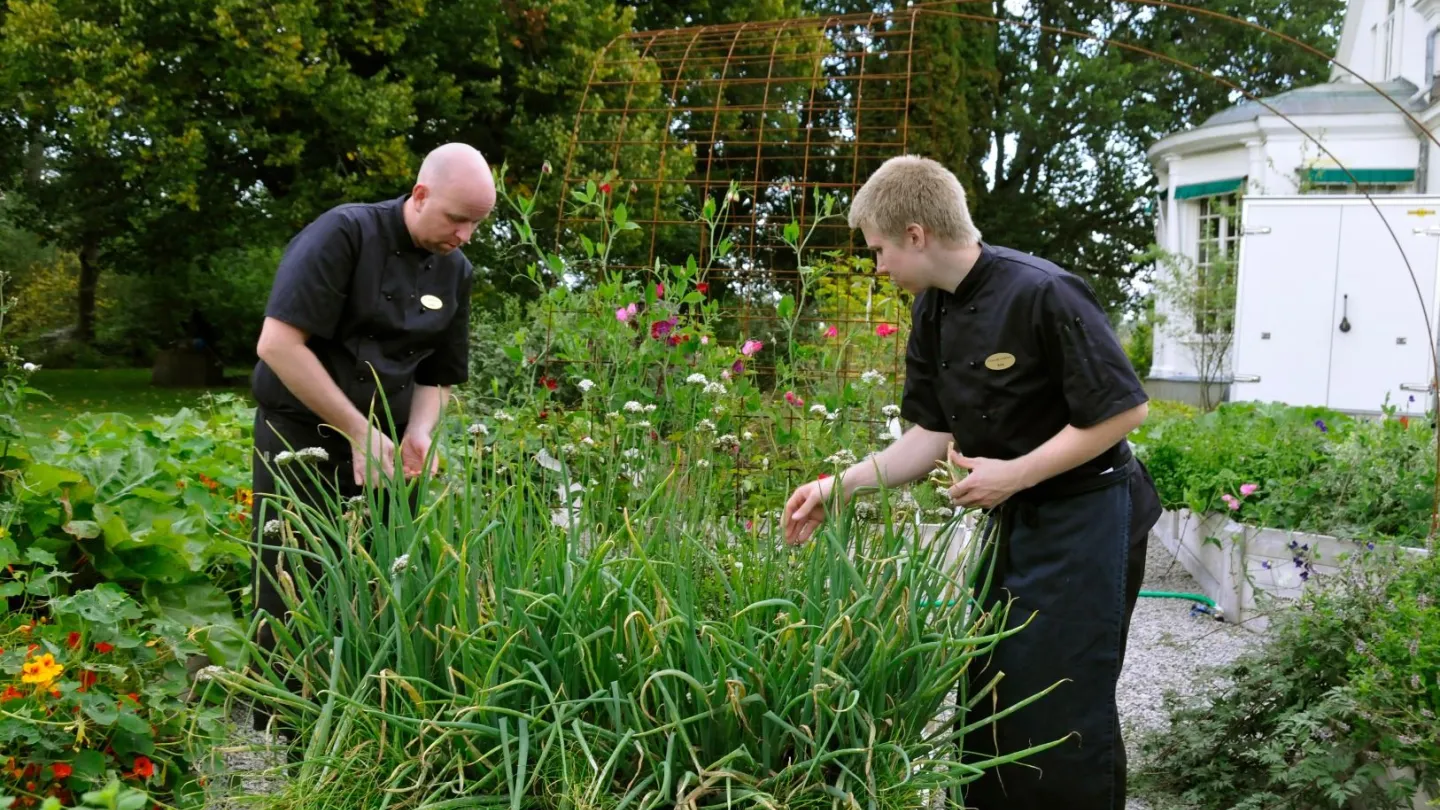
1145;0;1440;415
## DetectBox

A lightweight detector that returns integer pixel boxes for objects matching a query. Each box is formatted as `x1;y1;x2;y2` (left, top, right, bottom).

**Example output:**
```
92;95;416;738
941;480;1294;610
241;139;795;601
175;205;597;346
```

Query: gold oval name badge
984;352;1016;370
420;295;443;310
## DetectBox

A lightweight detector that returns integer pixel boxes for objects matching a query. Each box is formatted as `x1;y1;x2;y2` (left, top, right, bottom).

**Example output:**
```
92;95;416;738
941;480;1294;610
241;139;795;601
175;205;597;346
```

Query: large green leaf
50;583;146;624
150;583;245;666
22;462;85;493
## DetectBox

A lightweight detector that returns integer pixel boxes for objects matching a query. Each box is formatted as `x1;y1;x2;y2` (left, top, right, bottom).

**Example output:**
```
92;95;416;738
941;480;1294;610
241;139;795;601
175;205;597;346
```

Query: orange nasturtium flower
21;653;64;687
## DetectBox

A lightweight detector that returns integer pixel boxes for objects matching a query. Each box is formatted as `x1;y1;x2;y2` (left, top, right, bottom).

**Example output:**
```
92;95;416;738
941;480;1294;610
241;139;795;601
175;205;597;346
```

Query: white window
1194;194;1239;334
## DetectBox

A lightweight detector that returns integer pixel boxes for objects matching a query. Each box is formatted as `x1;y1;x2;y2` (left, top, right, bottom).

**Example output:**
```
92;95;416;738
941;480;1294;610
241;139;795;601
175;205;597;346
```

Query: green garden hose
1138;590;1216;608
919;591;1219;610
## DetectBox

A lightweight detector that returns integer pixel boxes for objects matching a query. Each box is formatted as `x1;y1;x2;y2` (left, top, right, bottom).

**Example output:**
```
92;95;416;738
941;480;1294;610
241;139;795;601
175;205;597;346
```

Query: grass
20;368;254;435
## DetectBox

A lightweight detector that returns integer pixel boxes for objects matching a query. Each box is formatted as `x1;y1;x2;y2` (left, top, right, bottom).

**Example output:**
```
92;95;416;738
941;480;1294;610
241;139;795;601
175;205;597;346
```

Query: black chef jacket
900;242;1148;500
252;195;473;432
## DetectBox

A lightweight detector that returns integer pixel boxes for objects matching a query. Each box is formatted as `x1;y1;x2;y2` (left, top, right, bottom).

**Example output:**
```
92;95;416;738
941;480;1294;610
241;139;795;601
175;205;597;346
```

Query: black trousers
960;461;1160;810
247;408;408;733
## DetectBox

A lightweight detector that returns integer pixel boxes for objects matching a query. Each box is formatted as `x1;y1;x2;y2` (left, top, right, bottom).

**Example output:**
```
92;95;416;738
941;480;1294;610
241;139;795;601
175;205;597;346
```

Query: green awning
1173;176;1247;200
1304;168;1416;184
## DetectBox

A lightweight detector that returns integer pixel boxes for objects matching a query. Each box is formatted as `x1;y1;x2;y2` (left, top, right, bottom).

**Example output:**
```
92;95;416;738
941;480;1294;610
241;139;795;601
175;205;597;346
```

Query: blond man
782;155;1161;809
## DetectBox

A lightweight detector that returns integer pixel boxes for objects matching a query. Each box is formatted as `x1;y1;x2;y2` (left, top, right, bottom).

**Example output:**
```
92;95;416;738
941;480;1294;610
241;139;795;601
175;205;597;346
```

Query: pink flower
784;391;804;407
1221;493;1240;511
700;335;709;345
824;325;838;338
615;306;631;322
650;318;677;340
875;323;898;337
656;283;665;298
600;182;613;195
1239;483;1258;497
732;359;745;375
741;339;763;356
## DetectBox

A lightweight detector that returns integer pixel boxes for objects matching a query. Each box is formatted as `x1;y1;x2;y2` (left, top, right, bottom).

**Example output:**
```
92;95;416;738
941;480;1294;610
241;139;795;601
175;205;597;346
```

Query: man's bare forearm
406;384;449;436
1013;403;1149;489
258;344;370;439
840;425;953;496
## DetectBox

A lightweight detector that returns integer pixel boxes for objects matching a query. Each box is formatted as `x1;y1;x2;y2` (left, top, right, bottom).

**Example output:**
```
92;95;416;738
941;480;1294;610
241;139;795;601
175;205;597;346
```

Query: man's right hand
782;475;840;545
352;423;398;488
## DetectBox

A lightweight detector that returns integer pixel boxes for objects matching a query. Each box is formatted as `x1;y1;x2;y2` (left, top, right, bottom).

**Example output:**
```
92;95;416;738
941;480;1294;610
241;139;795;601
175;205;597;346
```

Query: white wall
1261;124;1421;192
1334;0;1433;88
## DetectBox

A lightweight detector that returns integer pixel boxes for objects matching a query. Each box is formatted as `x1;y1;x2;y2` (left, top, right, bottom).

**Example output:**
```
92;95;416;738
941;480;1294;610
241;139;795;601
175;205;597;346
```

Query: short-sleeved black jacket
252;194;473;430
900;242;1148;499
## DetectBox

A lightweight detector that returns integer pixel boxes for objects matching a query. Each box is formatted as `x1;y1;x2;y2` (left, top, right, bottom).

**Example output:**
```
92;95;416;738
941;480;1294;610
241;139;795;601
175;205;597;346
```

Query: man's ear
905;222;926;249
412;183;429;207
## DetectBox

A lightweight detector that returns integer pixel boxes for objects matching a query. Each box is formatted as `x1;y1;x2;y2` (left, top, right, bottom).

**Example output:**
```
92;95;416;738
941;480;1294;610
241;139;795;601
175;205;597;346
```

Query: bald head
406;142;497;255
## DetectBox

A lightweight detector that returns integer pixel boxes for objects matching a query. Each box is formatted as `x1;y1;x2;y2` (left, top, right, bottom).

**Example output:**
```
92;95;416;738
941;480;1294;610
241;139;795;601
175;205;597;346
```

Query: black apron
960;458;1160;810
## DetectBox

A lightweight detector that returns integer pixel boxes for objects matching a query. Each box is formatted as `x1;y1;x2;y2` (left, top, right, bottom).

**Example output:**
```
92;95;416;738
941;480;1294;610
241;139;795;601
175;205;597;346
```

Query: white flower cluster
696;459;711;469
622;448;641;460
635;420;652;429
696;419;717;432
824;449;858;466
853;501;879;520
494;410;515;422
714;434;741;451
263;519;284;538
686;373;709;385
467;422;489;436
624;401;645;413
703;382;727;395
860;369;886;385
578;379;596;393
390;554;411;575
882;404;901;418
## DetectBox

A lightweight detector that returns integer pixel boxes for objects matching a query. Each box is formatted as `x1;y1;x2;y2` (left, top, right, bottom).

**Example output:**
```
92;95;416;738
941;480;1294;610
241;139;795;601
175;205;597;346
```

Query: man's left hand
400;431;440;478
946;449;1029;509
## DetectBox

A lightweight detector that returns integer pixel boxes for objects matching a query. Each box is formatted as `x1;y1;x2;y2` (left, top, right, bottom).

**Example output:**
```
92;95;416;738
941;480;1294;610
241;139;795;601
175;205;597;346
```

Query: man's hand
352;423;398;487
781;475;841;546
400;429;439;478
946;449;1029;509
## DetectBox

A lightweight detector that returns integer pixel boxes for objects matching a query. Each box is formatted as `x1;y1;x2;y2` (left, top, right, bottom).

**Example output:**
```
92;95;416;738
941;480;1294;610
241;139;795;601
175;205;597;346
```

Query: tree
0;0;424;345
966;0;1344;316
1140;240;1238;412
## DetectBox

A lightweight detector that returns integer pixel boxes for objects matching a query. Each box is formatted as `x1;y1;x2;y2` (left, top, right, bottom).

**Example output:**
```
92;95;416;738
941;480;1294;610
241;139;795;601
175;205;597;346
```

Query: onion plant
207;416;1067;809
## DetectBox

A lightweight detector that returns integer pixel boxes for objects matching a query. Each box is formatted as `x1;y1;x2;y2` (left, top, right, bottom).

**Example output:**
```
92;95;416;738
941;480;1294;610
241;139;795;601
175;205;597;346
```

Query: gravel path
202;537;1268;808
1120;537;1265;809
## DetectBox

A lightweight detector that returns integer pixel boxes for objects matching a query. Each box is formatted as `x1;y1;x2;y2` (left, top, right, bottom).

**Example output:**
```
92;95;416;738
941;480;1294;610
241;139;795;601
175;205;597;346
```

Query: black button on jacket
252;195;473;430
900;242;1148;499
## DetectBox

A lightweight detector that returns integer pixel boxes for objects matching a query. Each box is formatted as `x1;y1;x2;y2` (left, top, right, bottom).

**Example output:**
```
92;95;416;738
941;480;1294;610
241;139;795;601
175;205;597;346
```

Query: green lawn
20;368;254;436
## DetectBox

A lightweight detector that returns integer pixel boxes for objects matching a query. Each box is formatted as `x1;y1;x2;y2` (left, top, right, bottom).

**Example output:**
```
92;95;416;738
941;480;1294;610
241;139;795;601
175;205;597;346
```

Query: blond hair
847;155;981;246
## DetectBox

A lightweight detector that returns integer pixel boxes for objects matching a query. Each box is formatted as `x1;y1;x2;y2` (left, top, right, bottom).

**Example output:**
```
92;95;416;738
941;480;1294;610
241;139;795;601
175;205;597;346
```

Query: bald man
246;143;495;734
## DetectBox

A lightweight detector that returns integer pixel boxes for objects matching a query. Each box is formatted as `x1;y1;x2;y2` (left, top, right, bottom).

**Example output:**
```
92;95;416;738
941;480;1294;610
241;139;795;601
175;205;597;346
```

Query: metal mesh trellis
551;7;946;385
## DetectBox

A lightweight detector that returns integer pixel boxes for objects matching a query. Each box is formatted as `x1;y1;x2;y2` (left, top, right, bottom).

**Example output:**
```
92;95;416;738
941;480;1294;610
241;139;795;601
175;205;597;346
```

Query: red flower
600;182;613;195
538;376;558;391
667;334;684;346
818;473;830;480
66;632;80;649
1;685;23;702
77;671;97;692
1400;416;1410;428
696;282;709;295
129;755;154;780
875;323;899;337
94;642;114;654
650;318;677;340
50;763;71;780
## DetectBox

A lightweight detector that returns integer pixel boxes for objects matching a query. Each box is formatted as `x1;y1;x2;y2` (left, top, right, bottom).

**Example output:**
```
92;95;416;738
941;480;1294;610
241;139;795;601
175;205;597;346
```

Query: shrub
1132;400;1434;545
1136;543;1439;809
